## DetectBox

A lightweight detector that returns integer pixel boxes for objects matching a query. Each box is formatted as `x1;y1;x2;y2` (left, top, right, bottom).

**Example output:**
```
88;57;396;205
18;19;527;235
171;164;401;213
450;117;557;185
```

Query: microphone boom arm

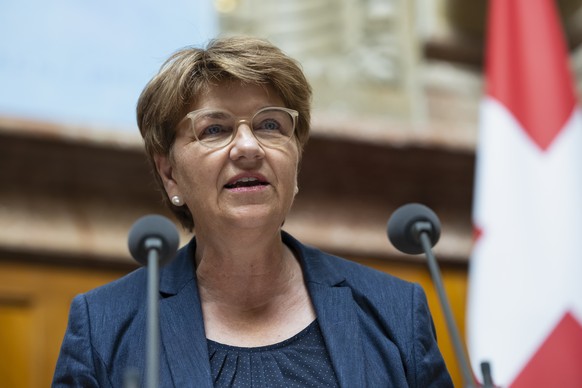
414;222;475;388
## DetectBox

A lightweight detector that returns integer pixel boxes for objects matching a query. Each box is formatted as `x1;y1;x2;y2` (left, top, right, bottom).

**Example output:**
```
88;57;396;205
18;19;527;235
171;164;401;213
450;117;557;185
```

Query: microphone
128;214;180;266
127;215;179;388
387;203;441;255
387;204;477;388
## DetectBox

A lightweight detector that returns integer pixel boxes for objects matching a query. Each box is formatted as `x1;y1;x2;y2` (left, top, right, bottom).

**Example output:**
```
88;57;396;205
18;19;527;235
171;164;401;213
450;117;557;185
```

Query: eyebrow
197;110;232;120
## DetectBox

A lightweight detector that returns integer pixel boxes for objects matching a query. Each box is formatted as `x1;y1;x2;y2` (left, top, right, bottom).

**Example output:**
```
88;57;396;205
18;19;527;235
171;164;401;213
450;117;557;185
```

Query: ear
154;153;181;198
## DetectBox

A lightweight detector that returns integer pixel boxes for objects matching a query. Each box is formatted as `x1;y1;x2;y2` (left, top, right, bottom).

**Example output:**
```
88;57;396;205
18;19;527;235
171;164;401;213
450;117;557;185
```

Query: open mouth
224;177;269;189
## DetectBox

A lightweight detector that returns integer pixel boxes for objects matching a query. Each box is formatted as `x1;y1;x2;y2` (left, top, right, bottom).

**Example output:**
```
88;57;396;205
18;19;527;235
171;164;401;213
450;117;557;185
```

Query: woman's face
155;80;300;233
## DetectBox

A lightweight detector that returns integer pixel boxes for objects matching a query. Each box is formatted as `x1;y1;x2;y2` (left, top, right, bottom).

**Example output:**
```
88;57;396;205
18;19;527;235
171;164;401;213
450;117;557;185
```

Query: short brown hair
136;36;312;231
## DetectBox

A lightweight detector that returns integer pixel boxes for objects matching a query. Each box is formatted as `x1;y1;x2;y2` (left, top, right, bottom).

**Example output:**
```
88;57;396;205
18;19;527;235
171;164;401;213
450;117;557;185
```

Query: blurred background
1;0;581;386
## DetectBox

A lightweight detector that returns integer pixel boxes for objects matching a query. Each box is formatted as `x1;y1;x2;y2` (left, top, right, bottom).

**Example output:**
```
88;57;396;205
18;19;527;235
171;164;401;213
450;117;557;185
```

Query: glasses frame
182;106;299;149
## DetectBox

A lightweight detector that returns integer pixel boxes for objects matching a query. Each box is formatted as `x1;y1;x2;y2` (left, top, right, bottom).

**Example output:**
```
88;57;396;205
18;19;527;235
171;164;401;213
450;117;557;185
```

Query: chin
226;208;285;230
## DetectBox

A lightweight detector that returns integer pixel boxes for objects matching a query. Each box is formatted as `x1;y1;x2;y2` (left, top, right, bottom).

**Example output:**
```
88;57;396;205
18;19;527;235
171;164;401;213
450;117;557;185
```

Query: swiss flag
466;0;582;387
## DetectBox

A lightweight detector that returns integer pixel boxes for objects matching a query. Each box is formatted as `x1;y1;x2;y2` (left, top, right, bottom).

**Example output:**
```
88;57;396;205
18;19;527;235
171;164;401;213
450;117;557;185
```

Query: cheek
172;151;204;192
280;153;300;188
288;148;300;178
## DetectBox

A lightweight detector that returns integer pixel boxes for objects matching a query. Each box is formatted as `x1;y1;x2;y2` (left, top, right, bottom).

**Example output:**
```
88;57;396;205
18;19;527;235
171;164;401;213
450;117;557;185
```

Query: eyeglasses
182;106;299;149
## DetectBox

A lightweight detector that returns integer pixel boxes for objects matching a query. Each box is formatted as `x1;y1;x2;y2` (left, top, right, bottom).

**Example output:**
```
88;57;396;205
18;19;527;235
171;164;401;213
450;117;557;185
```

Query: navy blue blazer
53;232;453;387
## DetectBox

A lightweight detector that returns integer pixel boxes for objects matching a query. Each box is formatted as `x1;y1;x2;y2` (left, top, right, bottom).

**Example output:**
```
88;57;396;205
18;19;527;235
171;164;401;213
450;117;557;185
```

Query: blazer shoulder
80;240;194;315
288;232;419;309
80;266;147;317
303;241;415;289
326;252;418;307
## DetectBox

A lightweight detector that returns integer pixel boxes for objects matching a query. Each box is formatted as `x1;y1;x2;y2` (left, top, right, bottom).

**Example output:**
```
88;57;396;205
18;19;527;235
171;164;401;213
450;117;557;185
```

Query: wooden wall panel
0;261;131;387
0;301;35;387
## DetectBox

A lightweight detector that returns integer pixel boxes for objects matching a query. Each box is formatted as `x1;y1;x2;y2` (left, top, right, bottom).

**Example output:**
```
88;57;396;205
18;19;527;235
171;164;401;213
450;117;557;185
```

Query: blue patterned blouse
207;319;339;387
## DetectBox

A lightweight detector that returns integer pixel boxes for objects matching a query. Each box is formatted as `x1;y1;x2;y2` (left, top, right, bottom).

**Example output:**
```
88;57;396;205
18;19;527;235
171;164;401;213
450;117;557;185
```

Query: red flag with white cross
467;0;582;386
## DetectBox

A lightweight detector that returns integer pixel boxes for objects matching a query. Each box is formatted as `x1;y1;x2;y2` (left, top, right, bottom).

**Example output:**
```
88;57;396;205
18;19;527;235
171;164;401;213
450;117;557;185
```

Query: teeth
225;176;262;188
236;177;258;183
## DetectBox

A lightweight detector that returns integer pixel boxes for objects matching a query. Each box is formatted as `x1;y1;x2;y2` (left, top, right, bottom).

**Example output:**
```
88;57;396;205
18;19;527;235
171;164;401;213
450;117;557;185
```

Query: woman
53;36;453;387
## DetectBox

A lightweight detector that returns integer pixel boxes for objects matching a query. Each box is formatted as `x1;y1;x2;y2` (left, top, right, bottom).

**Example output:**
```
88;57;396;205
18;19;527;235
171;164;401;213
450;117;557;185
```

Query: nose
229;122;264;160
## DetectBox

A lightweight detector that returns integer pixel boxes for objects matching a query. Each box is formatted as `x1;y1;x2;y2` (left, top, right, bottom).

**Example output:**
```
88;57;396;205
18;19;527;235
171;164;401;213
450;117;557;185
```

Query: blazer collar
158;238;213;387
283;232;366;387
159;239;197;296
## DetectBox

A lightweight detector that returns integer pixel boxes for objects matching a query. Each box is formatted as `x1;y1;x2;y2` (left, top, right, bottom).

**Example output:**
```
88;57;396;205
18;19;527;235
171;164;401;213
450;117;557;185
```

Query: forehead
190;80;285;114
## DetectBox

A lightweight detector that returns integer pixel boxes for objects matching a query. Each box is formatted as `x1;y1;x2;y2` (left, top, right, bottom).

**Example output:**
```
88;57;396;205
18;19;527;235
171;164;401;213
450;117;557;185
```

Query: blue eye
257;119;281;131
202;124;227;137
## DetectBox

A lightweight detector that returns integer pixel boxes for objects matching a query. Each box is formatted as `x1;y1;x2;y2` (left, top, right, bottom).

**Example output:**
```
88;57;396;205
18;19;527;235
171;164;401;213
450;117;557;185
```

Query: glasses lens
252;108;295;146
191;110;234;148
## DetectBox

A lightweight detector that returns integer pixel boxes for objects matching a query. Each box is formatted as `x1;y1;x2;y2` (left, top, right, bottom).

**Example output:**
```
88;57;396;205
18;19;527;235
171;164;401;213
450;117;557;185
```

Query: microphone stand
126;214;179;388
145;237;163;388
124;237;163;388
480;361;494;388
414;221;477;388
388;204;495;388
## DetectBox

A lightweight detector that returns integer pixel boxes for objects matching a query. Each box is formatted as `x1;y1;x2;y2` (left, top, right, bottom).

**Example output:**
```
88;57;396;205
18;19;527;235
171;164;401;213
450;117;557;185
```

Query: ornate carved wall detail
216;0;423;120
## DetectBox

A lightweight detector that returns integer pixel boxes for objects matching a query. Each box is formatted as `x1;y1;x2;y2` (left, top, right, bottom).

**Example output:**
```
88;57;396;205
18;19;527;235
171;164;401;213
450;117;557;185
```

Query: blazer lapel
309;282;366;388
283;231;366;387
158;240;213;387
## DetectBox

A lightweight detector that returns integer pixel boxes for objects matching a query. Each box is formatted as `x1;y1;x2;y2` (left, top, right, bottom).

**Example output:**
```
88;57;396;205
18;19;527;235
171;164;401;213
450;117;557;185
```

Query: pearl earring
294;186;299;195
171;195;183;206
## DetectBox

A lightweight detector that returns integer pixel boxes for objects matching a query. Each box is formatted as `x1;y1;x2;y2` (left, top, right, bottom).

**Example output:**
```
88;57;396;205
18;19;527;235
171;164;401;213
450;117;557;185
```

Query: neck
194;228;299;310
194;227;316;346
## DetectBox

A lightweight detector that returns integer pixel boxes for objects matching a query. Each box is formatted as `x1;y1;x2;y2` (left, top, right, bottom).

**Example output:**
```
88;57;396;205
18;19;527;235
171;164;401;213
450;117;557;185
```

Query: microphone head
387;203;441;254
128;214;180;266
